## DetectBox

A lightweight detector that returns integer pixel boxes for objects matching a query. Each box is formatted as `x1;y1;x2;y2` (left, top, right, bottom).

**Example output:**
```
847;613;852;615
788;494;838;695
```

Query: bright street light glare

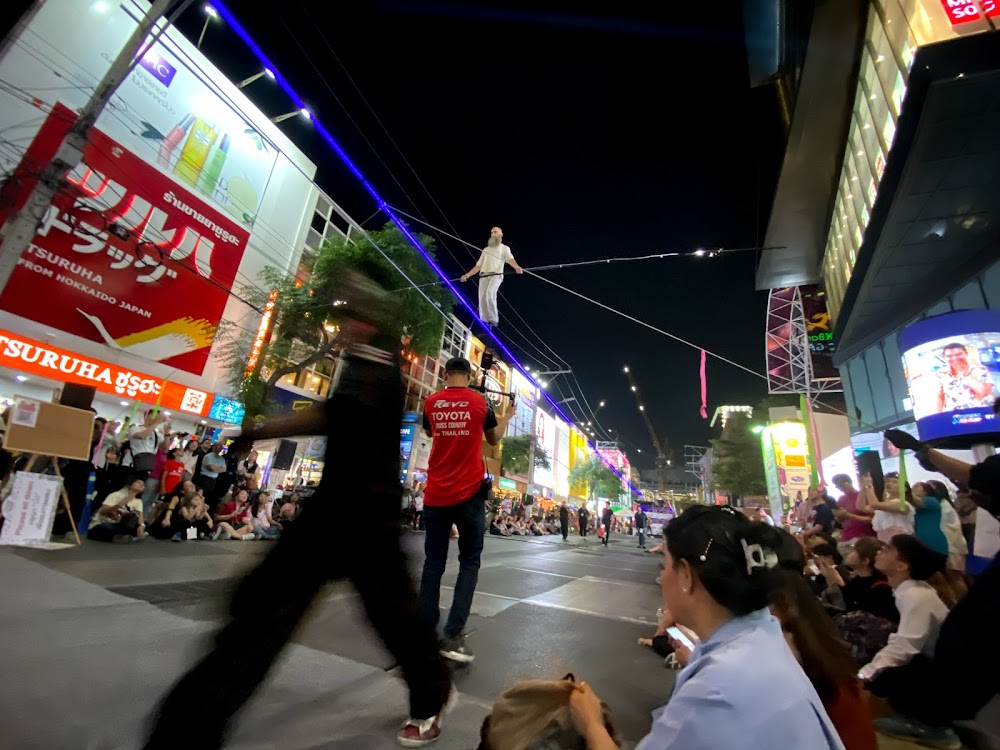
599;400;606;407
751;425;766;434
623;366;629;373
300;108;311;119
265;68;275;79
693;248;706;257
203;4;217;17
639;405;645;411
630;386;636;392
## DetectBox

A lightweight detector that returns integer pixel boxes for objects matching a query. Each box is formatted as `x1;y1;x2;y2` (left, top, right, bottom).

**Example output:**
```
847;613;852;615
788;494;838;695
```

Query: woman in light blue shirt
568;505;846;750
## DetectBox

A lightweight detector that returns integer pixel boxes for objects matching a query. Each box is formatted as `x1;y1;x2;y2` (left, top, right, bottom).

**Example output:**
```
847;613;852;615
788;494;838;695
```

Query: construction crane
622;364;670;494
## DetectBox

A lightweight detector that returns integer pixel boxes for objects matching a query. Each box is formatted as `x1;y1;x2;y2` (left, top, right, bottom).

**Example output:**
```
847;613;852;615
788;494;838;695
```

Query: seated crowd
87;478;303;545
619;468;995;750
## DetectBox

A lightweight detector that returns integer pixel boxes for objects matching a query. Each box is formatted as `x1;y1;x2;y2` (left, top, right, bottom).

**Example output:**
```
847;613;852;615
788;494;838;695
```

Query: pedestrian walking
601;503;614;547
418;357;514;663
559;501;569;541
634;507;648;550
579;506;589;538
143;265;454;749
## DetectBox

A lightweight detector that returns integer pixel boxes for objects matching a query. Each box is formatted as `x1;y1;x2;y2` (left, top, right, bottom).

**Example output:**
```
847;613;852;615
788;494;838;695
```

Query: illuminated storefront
761;422;812;515
0;327;211;420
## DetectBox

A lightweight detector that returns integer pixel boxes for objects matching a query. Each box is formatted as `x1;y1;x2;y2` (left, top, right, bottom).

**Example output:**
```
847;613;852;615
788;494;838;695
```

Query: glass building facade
822;0;996;321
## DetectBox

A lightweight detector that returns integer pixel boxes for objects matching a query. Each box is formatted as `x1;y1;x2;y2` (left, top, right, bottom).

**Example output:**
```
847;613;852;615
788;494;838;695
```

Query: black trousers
144;358;451;750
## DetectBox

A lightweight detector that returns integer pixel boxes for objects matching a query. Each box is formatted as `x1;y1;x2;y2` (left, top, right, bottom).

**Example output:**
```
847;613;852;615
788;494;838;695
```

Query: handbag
129;431;158;472
597;525;606;539
477;673;620;750
118;511;140;536
131;452;155;472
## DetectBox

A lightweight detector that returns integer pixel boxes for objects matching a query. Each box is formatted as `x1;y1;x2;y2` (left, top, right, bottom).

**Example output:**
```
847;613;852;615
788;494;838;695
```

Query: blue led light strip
210;1;641;498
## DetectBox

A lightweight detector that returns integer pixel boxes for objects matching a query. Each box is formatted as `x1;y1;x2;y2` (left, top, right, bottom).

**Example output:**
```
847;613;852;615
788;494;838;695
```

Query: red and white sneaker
396;687;457;747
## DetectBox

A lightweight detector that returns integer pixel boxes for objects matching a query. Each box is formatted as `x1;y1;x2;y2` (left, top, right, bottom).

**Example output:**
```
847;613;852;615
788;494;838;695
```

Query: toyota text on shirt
422;387;497;507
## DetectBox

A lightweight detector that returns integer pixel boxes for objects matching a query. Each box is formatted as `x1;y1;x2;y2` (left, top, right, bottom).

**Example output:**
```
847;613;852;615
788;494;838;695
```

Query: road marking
521;598;655;625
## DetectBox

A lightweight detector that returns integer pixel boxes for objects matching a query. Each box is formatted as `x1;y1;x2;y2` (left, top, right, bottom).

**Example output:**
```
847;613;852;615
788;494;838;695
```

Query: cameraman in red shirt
418;357;513;664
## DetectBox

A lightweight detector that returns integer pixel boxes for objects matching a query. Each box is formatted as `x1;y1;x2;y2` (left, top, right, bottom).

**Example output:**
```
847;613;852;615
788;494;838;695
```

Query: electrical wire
209;0;643;493
214;13;620;442
272;17;627;441
526;270;768;381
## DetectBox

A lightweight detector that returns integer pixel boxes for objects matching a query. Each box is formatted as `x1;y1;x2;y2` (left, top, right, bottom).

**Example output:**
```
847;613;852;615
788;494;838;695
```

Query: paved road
1;531;922;749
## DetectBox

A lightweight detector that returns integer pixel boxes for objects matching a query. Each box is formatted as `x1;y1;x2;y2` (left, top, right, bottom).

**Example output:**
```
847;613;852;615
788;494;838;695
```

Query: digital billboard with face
898;310;1000;446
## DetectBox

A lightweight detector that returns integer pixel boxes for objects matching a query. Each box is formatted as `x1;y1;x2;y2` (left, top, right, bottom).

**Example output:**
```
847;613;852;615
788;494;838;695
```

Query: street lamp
271;108;312;124
751;424;765;434
237;68;275;89
198;4;218;49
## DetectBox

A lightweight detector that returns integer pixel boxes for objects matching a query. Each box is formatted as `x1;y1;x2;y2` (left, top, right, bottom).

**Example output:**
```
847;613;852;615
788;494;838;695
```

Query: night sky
175;1;785;471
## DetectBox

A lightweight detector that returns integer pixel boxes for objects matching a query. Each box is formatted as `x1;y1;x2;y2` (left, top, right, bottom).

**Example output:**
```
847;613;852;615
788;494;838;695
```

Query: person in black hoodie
600;503;614;547
820;536;899;622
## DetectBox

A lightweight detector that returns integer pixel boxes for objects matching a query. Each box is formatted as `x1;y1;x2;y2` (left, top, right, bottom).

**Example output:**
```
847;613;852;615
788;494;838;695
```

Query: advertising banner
555;420;570;497
801;285;838;381
0;0;319;380
0;105;249;376
769;422;812;501
509;369;536;438
533;410;556;489
760;427;784;523
0;327;211;415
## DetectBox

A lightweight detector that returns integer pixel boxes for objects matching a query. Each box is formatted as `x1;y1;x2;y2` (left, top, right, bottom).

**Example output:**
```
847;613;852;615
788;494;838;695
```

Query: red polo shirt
422;387;497;506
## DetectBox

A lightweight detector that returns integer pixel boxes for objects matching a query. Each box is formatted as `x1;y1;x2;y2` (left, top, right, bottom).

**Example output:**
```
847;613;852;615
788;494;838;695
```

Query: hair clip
742;539;778;575
699;538;713;562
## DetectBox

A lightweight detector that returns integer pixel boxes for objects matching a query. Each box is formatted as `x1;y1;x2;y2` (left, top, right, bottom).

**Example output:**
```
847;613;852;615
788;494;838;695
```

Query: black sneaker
439;636;474;664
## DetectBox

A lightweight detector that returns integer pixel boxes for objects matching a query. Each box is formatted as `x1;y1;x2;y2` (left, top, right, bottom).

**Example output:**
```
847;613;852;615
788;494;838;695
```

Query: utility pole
0;0;176;295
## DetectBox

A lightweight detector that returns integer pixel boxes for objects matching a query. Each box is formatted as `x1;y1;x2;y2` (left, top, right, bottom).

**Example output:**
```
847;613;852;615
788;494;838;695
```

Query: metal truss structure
765;286;842;396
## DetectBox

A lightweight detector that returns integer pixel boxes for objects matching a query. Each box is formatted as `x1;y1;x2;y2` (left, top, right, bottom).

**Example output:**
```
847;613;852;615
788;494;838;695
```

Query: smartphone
666;626;695;650
808;561;820;575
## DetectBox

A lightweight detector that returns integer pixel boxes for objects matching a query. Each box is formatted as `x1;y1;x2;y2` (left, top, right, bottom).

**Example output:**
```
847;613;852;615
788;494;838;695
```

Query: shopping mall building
756;0;999;469
751;0;1000;565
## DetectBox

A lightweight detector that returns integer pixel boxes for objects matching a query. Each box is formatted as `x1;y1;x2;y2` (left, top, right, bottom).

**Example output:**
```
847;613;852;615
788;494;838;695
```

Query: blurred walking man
144;264;454;749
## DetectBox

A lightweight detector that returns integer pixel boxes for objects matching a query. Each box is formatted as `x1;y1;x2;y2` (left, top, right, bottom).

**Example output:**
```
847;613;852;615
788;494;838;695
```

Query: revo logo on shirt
422;387;494;507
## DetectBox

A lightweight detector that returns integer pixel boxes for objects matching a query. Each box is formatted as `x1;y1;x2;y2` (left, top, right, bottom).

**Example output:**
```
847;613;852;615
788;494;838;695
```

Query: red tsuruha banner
0;103;250;376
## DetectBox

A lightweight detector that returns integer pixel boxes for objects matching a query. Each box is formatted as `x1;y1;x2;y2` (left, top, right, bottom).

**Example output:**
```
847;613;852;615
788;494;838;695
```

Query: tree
215;223;455;419
710;413;767;499
568;456;623;506
499;433;551;477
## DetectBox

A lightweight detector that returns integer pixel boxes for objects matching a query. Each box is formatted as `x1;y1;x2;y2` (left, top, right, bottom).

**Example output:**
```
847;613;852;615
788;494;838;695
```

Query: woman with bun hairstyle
568;506;845;750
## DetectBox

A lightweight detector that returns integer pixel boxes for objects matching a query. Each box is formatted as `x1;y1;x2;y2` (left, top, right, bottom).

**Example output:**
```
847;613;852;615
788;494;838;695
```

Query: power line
526;270;768;381
238;11;621;444
209;0;642;494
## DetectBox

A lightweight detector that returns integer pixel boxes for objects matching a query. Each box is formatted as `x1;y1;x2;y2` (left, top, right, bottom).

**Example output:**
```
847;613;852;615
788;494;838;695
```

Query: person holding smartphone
568;506;844;749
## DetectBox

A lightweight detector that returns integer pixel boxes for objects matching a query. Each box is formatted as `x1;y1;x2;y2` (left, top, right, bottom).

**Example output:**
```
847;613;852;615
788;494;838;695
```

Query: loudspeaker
59;383;95;411
854;449;884;500
271;439;298;471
